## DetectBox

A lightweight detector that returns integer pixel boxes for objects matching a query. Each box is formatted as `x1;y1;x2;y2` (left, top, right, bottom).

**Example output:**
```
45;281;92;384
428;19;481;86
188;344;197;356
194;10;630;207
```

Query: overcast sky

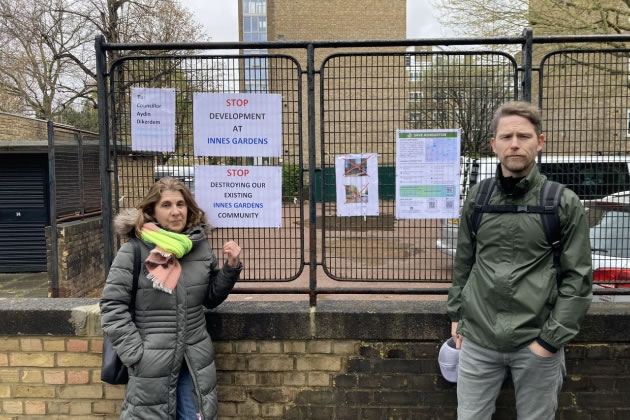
181;0;453;42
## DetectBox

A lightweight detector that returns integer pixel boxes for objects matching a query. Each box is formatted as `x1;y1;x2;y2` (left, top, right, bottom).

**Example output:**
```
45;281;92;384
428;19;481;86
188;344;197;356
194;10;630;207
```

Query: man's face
491;115;545;178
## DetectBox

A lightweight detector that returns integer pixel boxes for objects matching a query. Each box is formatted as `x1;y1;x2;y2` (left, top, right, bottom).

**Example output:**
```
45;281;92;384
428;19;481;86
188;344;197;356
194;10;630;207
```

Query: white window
409;91;423;102
408;111;422;122
409;70;423;83
627;109;630;137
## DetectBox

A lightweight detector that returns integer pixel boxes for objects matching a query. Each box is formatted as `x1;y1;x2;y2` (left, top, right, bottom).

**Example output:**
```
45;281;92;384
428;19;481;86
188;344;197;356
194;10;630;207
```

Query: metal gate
105;53;303;282
97;31;630;302
319;51;518;281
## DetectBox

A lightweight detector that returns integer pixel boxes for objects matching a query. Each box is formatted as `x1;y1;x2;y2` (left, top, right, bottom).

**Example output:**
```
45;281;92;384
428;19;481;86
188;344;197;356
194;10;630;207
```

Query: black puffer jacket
100;211;241;419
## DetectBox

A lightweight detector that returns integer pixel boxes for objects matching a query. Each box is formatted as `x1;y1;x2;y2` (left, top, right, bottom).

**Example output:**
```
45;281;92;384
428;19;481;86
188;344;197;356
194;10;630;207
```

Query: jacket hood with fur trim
114;208;211;241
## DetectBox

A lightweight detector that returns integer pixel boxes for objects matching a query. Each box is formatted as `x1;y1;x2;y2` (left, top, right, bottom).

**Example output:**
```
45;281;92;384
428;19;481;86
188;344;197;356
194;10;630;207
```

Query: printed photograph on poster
335;153;379;217
193;92;282;157
395;129;461;220
130;88;176;152
194;165;282;228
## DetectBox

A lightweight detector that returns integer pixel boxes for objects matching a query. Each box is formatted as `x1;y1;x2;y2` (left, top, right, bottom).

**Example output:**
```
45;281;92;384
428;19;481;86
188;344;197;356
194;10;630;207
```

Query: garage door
0;154;48;272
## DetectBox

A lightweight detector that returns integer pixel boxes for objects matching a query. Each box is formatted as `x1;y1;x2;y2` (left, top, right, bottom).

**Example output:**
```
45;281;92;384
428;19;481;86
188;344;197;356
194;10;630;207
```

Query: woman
100;177;242;420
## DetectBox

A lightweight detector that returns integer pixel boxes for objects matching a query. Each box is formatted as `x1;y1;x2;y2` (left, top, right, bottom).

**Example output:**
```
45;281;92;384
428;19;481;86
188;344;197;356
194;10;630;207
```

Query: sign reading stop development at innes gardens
130;88;176;152
193;93;282;157
195;165;282;228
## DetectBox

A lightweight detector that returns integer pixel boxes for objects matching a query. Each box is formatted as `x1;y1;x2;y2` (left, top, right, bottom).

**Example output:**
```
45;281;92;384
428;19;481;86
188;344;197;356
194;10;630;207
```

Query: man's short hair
491;101;543;137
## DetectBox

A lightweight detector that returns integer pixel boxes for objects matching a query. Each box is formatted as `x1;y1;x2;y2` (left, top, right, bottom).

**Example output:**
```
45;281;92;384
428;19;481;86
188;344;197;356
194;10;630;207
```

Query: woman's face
154;190;188;233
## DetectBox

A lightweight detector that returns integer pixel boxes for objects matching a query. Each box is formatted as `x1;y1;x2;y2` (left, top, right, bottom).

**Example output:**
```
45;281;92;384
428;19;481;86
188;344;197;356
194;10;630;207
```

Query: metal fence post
77;133;85;215
307;43;317;307
96;35;114;277
47;121;58;297
521;27;533;102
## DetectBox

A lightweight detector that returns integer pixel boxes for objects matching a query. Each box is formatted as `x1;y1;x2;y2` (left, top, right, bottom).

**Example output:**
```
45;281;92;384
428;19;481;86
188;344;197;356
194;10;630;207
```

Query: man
447;101;592;420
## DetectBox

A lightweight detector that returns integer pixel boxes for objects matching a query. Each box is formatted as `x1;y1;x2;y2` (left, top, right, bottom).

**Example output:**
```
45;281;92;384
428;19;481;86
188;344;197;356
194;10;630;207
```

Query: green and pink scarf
140;223;193;294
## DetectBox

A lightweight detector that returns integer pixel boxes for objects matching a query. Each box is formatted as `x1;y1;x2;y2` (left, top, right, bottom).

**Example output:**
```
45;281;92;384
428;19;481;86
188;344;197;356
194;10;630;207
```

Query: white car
587;191;630;301
436;190;630;298
154;165;195;193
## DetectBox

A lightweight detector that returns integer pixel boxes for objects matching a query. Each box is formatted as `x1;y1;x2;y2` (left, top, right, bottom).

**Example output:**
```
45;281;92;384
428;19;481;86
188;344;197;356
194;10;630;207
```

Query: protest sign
195;165;282;228
193;93;282;157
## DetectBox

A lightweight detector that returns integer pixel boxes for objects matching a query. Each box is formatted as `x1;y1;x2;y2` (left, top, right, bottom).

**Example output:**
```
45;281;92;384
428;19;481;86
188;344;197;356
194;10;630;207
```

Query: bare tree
0;0;90;118
0;0;207;119
434;0;630;42
0;80;28;115
407;54;515;157
62;0;208;64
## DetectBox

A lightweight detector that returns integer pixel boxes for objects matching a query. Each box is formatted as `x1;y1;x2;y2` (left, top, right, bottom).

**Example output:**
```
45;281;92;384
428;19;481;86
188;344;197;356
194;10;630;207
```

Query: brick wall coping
0;298;629;343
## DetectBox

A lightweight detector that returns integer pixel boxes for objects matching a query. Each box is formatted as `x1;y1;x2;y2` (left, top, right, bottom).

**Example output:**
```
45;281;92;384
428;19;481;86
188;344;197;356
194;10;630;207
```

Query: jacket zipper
184;352;204;420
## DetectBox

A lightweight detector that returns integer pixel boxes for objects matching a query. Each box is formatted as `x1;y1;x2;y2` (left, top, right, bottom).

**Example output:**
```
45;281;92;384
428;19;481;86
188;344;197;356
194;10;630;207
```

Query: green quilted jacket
447;164;592;351
100;212;241;419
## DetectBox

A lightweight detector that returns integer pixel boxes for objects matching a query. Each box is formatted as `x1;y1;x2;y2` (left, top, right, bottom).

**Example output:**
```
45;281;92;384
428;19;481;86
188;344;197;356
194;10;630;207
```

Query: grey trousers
457;338;565;420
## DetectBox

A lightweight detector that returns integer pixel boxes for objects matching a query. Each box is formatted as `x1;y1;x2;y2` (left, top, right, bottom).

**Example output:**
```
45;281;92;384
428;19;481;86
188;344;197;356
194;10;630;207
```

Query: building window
405;54;415;68
242;0;268;92
408;111;422;122
409;91;423;102
243;0;267;41
409;70;423;83
627;109;630;137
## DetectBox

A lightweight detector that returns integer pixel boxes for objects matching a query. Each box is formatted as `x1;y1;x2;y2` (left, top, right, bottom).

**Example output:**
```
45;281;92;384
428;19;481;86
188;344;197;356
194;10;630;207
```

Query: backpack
471;178;565;283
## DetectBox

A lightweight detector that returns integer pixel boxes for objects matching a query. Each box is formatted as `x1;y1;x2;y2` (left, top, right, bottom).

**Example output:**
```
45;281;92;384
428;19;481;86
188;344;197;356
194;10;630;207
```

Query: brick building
237;0;407;171
524;0;630;156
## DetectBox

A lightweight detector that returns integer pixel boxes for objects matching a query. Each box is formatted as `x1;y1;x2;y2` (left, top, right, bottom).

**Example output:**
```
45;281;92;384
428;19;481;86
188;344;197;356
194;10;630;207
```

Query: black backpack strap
480;204;553;214
471;178;496;239
129;238;141;321
471;177;565;284
539;180;565;285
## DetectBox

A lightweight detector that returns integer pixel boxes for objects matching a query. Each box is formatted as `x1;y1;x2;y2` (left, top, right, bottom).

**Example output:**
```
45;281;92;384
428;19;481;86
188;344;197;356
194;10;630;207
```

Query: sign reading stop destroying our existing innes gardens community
195;165;282;228
193;92;283;157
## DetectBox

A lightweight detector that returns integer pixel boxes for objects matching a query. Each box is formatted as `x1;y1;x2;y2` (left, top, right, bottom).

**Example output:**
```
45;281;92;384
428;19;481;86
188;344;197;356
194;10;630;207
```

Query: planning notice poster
395;129;461;219
334;153;379;217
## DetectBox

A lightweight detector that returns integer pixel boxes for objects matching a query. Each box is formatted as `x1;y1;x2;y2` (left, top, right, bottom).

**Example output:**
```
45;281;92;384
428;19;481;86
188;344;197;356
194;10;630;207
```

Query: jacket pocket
460;268;477;317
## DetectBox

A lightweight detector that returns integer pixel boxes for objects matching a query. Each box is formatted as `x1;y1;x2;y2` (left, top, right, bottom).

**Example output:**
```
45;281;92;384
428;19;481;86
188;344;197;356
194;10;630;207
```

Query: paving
0;272;49;298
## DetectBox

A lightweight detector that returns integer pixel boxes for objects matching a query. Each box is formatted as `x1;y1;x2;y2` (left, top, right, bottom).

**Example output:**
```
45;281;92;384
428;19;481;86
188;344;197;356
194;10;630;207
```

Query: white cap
438;337;460;383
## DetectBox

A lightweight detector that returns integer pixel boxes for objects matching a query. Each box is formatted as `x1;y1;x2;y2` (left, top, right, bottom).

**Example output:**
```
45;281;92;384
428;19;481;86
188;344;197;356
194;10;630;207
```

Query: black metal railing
96;30;630;304
48;121;101;296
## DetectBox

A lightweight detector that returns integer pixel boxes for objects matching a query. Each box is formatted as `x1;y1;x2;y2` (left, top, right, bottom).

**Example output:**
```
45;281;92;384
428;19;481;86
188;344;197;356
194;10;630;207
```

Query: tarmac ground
0;272;49;298
0;269;448;302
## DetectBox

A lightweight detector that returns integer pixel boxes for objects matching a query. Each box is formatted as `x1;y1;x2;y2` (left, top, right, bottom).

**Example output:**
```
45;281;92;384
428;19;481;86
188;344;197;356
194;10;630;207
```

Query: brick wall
214;339;459;419
268;0;405;42
0;336;122;419
0;112;76;142
46;218;105;298
0;300;629;419
0;112;48;141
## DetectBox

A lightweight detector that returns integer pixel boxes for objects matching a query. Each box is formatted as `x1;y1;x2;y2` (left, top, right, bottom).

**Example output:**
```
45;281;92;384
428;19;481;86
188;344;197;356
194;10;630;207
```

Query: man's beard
502;157;534;174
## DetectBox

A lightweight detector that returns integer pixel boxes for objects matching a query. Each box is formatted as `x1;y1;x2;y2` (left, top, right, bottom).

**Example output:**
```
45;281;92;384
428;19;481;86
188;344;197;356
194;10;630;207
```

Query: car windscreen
540;162;630;200
589;209;630;258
